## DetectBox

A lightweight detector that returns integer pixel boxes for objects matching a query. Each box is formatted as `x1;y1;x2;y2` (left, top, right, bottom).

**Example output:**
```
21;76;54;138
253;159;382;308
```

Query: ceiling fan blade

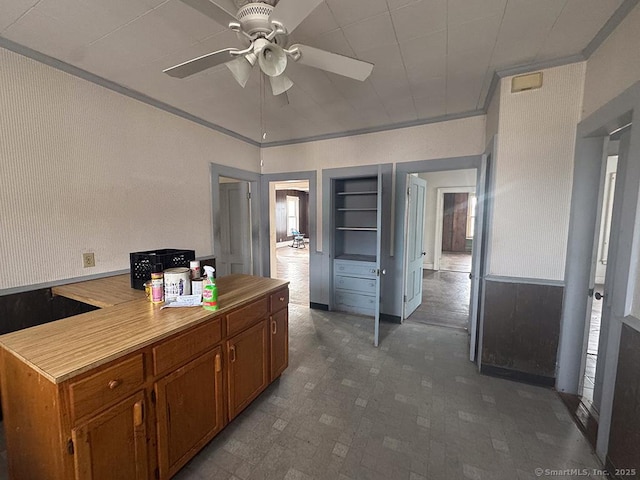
269;0;323;34
290;44;374;81
226;53;256;88
164;48;237;78
269;74;294;96
180;0;238;28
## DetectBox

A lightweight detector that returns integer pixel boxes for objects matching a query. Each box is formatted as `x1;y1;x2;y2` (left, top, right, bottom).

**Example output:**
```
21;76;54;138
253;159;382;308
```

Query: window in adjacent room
287;195;299;234
466;194;477;239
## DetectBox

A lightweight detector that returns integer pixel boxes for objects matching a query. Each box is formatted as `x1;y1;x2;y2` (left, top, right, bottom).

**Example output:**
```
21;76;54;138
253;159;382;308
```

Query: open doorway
404;169;478;330
269;180;310;306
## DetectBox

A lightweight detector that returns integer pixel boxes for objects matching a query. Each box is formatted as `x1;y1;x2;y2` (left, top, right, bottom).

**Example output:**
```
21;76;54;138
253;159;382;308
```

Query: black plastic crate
129;249;195;290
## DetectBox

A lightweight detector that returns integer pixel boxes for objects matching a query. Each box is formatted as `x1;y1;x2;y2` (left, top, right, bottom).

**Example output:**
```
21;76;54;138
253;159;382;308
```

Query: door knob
594;292;604;300
421;252;426;256
469;273;472;280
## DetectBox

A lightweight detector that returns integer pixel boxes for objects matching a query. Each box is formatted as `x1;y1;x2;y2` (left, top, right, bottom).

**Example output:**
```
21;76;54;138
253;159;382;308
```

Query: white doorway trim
433;186;476;271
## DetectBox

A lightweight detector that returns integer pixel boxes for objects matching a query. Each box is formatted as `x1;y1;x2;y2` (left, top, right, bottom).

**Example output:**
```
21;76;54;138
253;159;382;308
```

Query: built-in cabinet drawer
334;275;376;294
334;260;377;278
69;354;144;421
335;290;376;316
333;259;377;316
227;297;269;337
153;319;222;376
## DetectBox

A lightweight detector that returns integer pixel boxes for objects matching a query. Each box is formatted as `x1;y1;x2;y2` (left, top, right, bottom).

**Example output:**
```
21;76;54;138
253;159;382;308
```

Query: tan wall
0;47;259;290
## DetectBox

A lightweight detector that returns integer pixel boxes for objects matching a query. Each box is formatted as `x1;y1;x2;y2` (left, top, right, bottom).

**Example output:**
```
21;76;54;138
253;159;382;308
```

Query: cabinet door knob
271;320;277;335
229;345;237;362
279;296;285;302
108;379;122;390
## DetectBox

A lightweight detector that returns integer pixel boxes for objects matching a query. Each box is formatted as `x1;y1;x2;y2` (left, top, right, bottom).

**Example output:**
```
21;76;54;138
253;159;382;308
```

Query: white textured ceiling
0;0;625;144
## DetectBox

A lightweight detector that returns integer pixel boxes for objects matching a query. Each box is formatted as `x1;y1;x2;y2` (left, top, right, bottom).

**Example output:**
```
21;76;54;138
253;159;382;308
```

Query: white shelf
336;191;377;196
336;227;377;231
336;208;377;211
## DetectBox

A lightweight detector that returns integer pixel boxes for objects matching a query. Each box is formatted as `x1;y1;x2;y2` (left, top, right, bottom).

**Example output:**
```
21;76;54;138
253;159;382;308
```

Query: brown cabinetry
155;347;224;479
270;309;288;381
72;391;148;480
0;275;289;480
227;320;269;421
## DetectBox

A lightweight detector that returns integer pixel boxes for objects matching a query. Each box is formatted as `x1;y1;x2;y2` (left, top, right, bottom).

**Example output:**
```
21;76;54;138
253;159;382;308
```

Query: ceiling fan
163;0;374;99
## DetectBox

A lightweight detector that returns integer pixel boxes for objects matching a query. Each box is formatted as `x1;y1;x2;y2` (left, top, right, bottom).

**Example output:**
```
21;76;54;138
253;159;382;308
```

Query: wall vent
511;72;543;93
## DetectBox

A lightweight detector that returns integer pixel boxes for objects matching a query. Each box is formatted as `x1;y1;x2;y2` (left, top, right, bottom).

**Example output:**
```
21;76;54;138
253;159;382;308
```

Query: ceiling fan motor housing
237;3;275;36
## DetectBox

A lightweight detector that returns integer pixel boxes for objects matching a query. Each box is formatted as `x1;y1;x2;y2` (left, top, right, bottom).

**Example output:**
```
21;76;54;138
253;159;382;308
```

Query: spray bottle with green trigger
202;266;218;311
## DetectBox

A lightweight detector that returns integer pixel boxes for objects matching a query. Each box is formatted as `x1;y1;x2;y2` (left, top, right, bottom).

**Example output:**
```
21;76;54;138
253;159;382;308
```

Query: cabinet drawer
270;288;289;313
335;275;376;294
69;354;144;421
334;261;377;278
153;320;222;376
227;297;268;337
335;291;376;316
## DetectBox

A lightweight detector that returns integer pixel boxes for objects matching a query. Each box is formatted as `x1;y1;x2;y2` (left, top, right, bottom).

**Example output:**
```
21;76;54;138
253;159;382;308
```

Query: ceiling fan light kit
164;0;374;96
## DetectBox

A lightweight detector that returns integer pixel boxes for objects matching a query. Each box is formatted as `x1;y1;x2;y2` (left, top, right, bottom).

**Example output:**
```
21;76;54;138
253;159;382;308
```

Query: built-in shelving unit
332;176;380;317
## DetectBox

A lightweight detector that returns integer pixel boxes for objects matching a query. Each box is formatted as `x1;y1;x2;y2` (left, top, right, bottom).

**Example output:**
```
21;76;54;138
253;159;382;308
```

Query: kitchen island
0;273;289;480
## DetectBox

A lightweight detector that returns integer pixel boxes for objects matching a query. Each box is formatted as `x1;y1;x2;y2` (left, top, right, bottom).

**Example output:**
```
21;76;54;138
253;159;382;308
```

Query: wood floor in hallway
276;245;309;307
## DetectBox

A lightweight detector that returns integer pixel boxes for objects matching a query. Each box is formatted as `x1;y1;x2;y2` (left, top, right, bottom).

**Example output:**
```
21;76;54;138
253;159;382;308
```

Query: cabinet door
227;320;268;420
270;308;288;381
155;347;224;479
71;391;148;480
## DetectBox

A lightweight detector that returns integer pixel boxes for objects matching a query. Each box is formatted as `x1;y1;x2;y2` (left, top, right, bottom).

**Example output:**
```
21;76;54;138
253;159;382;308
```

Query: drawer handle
108;379;122;390
271;320;277;335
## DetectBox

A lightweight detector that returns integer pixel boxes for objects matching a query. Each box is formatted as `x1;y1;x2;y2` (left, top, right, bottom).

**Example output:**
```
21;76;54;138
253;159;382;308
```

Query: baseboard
481;364;555;388
310;302;329;311
380;313;401;324
423;263;434;270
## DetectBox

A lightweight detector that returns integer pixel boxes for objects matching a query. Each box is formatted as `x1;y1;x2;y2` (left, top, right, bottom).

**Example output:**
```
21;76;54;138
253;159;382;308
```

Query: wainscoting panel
481;279;564;385
607;323;640;478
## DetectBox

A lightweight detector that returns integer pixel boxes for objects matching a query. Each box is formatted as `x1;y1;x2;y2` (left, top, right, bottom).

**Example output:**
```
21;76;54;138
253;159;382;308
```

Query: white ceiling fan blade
164;48;237;78
180;0;238;28
290;44;374;81
269;0;323;34
226;53;256;88
269;74;294;96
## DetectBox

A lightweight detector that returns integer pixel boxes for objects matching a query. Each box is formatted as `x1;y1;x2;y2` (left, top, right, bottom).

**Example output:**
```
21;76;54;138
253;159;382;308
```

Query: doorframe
395;156;487;348
210;163;263;276
433;186;476;271
260;170;317;281
557;80;640;461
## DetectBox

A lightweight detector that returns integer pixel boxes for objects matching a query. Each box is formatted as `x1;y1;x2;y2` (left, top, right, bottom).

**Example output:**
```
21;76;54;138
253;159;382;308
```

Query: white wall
583;3;640;119
0;47;259;291
261;116;486;251
418;169;477;268
485;80;501;144
490;62;586;281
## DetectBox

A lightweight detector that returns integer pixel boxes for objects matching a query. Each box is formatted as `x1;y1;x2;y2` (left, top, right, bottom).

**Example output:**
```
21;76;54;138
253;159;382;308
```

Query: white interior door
469;155;488;362
219;181;252;276
404;175;427;318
